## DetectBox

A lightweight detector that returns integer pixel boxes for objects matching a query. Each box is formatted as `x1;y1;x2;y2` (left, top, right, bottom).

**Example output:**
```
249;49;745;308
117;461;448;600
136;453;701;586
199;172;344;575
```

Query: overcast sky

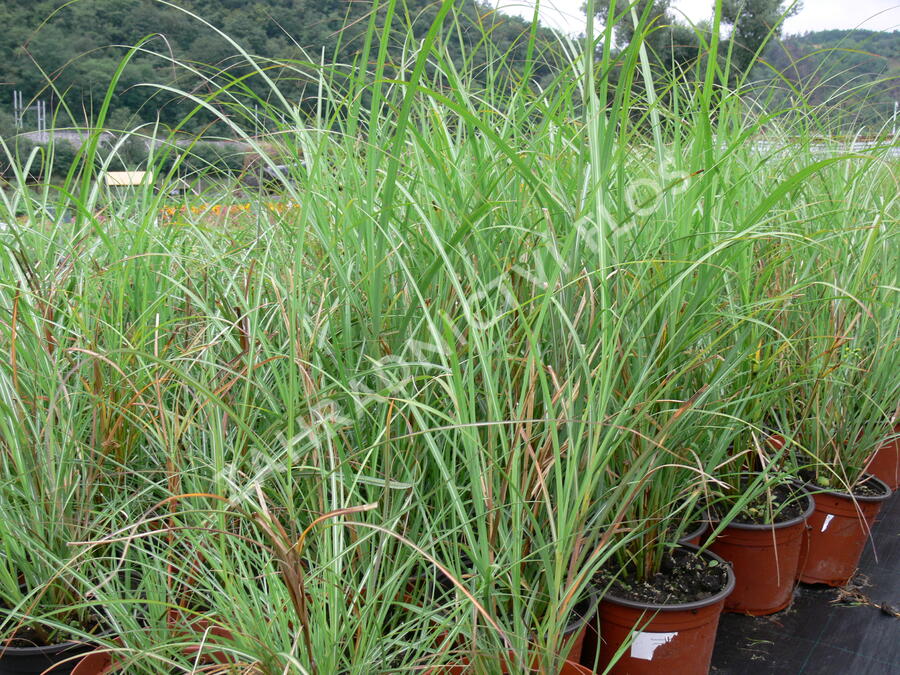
494;1;900;35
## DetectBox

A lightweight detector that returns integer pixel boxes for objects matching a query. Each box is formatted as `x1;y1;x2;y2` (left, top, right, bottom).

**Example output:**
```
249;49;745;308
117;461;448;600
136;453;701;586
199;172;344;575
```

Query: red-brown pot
585;546;735;675
765;434;786;451
864;425;900;491
178;618;234;666
798;475;891;586
708;490;814;615
70;650;114;675
430;590;597;673
68;618;235;674
427;659;594;674
677;520;707;548
417;564;596;668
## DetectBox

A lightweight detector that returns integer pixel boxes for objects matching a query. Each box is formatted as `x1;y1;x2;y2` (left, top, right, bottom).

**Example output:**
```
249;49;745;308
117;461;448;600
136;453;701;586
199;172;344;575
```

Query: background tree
722;0;802;78
0;0;893;139
590;0;800;78
0;0;565;135
591;0;703;70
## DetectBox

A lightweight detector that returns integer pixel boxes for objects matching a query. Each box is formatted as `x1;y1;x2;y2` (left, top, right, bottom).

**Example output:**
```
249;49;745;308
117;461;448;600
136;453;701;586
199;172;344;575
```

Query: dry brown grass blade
251;488;377;675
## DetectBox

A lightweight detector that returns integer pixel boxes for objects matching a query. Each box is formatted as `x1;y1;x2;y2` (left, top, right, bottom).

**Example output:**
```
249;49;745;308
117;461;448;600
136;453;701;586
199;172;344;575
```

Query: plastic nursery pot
67;617;235;675
427;590;598;673
68;638;125;675
70;650;116;675
415;562;596;668
559;590;599;666
864;425;900;492
166;612;235;667
0;640;97;675
798;474;892;587
765;434;786;451
587;545;735;675
677;520;707;548
708;489;814;615
180;618;235;666
427;658;595;674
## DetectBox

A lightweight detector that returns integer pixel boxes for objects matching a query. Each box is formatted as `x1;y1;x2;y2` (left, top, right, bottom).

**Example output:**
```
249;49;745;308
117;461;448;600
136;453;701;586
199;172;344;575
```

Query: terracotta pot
765;434;786;451
427;590;597;674
66;617;235;674
415;559;596;665
677;520;707;547
586;546;735;675
561;591;598;665
178;618;234;666
708;489;814;615
864;425;900;491
70;651;114;675
427;658;594;674
798;475;892;586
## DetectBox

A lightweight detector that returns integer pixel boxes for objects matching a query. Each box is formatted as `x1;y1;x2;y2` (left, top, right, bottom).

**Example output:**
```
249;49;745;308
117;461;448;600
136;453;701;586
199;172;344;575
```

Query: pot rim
677;518;707;544
0;637;98;656
1;624;115;657
562;586;599;635
427;657;592;674
714;486;815;531
804;473;892;503
596;544;736;613
421;572;599;638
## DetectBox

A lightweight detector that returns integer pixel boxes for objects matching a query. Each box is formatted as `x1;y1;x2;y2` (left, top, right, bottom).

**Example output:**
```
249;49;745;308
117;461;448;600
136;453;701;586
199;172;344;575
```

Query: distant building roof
104;171;149;186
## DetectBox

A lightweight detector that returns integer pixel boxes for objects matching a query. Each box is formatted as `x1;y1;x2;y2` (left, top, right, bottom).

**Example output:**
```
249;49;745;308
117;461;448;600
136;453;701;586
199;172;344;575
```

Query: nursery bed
710;492;900;674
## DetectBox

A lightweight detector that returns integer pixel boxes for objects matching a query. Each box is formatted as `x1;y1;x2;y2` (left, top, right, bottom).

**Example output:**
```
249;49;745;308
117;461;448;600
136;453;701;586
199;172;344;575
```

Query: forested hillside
0;0;563;134
752;29;900;131
1;1;897;138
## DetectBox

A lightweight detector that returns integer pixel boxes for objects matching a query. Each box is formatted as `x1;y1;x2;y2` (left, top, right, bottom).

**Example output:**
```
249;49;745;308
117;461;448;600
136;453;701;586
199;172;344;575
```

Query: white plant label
630;631;678;660
821;514;835;532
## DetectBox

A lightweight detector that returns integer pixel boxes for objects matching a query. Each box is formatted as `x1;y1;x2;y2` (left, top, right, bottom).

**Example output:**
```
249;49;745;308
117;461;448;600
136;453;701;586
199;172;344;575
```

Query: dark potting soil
846;481;885;497
597;547;730;605
2;618;105;648
728;482;807;525
800;471;888;498
5;626;50;649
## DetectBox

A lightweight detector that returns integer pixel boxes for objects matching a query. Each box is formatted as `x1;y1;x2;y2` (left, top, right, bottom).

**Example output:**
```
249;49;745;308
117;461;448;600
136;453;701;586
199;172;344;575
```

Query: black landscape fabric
711;492;900;674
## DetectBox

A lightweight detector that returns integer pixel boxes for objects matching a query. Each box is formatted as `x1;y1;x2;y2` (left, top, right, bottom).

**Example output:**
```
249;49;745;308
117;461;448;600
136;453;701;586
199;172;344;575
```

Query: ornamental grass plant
780;209;899;494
